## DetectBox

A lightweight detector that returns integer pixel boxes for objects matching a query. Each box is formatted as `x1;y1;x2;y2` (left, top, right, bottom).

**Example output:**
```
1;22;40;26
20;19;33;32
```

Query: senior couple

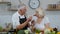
12;4;50;34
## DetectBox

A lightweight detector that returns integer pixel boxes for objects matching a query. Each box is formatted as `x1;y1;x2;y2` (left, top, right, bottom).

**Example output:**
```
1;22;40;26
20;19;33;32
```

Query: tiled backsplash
0;15;12;28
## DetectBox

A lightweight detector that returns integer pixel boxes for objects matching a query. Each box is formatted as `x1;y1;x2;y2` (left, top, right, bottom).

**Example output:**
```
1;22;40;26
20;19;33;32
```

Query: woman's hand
31;20;35;26
45;23;50;29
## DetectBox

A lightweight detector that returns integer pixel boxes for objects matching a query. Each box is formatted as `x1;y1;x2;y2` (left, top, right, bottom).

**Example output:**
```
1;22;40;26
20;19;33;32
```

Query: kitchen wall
0;0;60;31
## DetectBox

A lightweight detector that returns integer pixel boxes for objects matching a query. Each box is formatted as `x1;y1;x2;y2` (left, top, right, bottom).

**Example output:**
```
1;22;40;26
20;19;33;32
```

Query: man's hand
16;16;32;30
26;16;32;22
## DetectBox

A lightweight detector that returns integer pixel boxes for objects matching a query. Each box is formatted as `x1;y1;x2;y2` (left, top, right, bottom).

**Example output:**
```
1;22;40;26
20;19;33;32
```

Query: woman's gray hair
36;7;45;17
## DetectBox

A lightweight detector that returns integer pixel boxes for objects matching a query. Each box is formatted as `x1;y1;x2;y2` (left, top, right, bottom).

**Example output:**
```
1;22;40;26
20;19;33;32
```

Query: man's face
19;7;27;15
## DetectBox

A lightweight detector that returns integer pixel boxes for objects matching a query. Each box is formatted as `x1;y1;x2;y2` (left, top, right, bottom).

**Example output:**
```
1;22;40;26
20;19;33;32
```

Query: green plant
0;26;3;31
35;29;41;33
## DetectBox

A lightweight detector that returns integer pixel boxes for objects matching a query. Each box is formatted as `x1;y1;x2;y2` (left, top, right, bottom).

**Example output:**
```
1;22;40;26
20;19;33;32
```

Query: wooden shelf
46;4;60;11
46;9;60;11
0;2;11;5
8;8;18;11
0;2;18;11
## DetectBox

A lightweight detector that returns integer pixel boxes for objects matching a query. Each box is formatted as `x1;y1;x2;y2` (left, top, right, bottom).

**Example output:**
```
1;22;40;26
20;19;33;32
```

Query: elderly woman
31;8;50;32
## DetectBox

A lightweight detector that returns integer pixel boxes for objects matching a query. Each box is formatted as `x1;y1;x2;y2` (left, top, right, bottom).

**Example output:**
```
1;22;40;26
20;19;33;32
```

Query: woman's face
34;11;39;17
34;11;42;18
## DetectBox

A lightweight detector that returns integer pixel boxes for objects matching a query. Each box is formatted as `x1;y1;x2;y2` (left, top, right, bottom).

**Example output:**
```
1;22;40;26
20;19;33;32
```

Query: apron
19;16;28;30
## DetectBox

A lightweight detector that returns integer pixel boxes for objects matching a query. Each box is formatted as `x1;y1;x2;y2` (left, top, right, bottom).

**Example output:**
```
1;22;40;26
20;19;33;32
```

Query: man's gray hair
18;3;26;11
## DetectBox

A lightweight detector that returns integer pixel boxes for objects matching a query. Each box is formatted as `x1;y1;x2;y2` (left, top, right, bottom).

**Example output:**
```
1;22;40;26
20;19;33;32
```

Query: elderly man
12;4;32;31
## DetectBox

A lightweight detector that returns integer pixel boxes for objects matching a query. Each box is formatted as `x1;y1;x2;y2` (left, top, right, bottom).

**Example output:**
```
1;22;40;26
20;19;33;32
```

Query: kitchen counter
0;32;7;34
